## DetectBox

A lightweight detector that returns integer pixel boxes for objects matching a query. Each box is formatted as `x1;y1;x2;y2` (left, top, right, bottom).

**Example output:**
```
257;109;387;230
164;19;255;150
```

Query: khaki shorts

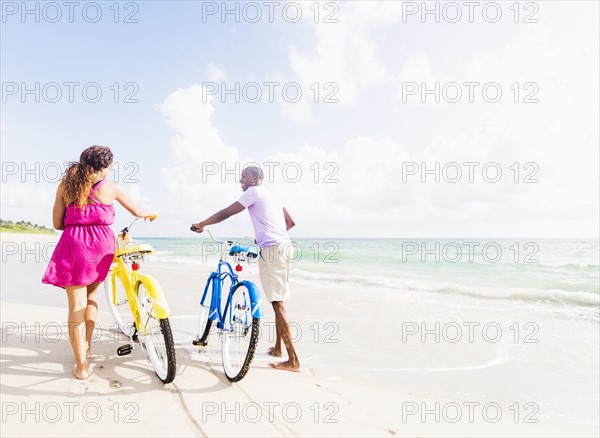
259;243;293;302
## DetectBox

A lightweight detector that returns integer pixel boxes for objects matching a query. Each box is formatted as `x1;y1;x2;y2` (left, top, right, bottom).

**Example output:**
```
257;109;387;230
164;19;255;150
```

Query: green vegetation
0;219;56;234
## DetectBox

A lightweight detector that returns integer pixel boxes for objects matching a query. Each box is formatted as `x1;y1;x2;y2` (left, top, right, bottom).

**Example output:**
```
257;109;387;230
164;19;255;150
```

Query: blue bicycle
191;228;263;382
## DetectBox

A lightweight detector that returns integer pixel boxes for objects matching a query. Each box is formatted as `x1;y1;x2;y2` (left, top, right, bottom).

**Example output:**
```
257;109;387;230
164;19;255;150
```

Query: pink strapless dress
42;179;116;288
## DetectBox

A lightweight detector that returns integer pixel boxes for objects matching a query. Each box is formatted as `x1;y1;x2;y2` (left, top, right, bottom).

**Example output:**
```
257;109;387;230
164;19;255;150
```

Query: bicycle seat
116;243;154;257
229;245;258;259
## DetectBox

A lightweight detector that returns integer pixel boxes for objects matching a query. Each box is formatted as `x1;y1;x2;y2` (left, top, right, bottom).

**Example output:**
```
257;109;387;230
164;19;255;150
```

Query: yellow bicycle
103;217;176;384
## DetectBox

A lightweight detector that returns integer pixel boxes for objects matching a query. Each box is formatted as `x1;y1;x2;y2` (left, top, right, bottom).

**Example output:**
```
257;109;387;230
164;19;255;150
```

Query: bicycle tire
137;281;177;384
221;282;260;382
103;269;135;338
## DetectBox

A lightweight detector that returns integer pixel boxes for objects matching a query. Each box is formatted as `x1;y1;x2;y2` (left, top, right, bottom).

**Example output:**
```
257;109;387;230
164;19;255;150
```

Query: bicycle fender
137;275;171;319
241;280;263;318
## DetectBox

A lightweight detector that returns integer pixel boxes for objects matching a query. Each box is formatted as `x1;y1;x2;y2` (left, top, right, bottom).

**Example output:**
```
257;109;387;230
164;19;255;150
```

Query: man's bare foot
268;360;300;372
268;347;283;357
72;364;91;380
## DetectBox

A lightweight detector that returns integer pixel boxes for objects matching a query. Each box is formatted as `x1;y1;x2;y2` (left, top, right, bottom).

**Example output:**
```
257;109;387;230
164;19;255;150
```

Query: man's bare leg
268;308;284;357
268;346;283;357
268;301;300;372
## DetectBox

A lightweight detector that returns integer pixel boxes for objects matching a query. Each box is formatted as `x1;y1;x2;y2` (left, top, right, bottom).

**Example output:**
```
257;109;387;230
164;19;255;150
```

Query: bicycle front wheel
137;281;177;384
103;270;135;338
221;282;260;382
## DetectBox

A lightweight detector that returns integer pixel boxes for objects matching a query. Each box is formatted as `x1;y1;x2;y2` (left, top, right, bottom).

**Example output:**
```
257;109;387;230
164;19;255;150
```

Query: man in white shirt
191;166;300;372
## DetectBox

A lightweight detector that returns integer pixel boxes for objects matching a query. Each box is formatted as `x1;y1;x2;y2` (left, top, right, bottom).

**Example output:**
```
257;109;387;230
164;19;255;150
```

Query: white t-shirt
238;186;290;249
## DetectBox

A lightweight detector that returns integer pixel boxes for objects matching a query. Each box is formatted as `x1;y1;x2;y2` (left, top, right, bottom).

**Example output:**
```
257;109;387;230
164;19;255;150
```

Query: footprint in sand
108;379;122;389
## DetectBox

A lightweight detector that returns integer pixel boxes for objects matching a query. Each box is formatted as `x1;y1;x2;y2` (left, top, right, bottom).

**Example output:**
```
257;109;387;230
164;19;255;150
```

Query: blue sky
1;1;599;237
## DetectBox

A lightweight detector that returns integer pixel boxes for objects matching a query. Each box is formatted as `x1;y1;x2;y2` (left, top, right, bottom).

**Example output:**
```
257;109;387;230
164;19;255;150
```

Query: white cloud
279;98;315;125
158;84;419;235
158;72;598;237
206;63;226;82
261;137;412;235
0;183;55;226
398;53;437;84
279;1;402;123
158;85;231;161
156;3;598;237
267;71;316;125
158;85;244;222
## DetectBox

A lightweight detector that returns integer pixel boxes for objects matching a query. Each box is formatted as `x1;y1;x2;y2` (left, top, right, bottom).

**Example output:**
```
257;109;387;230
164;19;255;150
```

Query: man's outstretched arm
283;207;295;231
192;202;245;233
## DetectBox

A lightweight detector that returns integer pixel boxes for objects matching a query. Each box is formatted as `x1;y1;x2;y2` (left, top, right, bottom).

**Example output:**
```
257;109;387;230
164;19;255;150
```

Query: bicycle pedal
117;344;133;356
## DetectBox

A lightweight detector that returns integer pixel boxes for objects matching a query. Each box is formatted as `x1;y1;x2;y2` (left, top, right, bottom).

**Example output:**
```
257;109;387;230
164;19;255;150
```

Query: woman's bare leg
66;286;89;379
85;282;101;358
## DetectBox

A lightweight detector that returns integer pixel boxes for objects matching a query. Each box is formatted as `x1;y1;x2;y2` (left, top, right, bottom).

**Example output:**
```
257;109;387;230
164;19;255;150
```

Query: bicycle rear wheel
103;270;135;338
221;282;260;382
137;281;176;384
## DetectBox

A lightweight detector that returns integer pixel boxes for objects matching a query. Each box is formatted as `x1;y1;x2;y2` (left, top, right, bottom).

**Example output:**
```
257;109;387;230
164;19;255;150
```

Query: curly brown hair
59;146;113;207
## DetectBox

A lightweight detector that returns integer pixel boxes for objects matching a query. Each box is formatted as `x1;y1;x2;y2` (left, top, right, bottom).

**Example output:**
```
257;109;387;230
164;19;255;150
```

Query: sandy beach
1;232;598;437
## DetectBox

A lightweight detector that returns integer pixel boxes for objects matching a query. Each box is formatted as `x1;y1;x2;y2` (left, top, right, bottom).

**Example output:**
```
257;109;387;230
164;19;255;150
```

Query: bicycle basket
117;231;132;248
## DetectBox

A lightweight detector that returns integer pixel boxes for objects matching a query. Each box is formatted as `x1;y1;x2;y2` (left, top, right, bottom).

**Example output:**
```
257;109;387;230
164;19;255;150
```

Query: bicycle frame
107;219;171;335
199;231;263;330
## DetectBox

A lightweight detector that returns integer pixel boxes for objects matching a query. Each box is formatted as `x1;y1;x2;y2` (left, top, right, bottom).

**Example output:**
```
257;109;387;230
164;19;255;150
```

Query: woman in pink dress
42;145;156;380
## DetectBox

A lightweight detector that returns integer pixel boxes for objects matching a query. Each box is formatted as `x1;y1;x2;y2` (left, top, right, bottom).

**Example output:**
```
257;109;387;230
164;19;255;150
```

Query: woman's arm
114;183;156;219
52;188;66;230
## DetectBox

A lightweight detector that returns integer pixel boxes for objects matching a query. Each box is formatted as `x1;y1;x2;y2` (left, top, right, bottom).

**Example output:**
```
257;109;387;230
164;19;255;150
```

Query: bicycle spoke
137;281;176;383
222;282;260;382
104;271;135;338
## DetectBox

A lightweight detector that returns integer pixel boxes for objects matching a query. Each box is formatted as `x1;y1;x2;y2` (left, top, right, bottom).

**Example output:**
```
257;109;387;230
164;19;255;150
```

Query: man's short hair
242;165;264;180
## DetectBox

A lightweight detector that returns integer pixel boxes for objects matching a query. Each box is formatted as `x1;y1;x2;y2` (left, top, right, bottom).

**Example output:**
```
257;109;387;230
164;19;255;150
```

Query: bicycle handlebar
202;229;238;249
193;228;252;247
120;214;159;235
192;227;256;255
190;226;223;242
203;228;221;244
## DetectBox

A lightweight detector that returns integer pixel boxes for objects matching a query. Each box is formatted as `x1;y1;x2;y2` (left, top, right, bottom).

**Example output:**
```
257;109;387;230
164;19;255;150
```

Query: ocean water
138;237;599;312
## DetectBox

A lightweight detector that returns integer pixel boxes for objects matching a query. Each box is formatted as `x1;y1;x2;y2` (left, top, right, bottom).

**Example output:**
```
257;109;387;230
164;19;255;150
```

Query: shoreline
1;231;597;322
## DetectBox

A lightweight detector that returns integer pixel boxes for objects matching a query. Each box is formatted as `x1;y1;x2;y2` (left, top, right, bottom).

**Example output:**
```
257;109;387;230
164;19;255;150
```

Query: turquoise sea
138;237;599;313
